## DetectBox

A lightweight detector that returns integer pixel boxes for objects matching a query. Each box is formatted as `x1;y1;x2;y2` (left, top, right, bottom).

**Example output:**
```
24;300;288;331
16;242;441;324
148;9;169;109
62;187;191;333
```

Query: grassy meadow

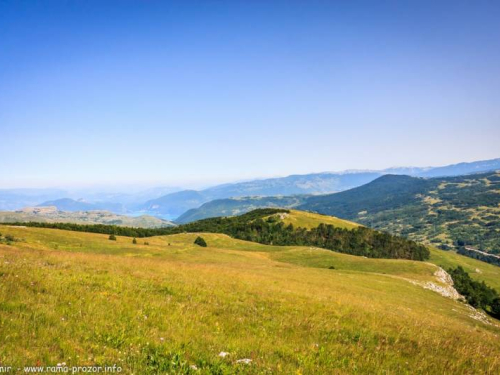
277;210;360;230
1;218;500;373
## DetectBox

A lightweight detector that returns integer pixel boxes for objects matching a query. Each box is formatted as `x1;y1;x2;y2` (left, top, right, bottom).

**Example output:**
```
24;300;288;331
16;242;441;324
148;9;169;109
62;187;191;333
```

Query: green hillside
138;159;500;219
276;209;360;230
6;209;430;260
1;223;500;373
300;171;500;256
176;196;306;223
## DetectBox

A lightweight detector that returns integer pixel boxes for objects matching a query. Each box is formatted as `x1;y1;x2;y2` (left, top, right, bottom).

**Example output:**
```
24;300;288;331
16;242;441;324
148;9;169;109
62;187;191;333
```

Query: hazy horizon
0;156;498;191
1;1;500;189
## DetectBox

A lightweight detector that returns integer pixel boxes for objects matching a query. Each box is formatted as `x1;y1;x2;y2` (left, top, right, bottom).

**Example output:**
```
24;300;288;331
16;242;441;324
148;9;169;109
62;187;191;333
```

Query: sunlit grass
1;225;500;373
280;209;360;230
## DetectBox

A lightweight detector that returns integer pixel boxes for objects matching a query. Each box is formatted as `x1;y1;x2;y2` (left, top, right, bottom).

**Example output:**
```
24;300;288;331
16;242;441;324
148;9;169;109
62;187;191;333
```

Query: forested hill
299;171;500;254
300;174;432;218
141;158;500;218
3;208;430;261
176;196;306;223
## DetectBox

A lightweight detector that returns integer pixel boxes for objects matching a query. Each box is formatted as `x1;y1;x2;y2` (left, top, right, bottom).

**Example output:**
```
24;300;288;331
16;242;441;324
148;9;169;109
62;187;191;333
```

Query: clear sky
1;0;499;188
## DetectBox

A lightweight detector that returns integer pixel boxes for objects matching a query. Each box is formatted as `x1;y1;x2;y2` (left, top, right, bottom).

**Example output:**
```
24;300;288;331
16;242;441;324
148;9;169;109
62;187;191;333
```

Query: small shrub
144;241;150;246
328;265;335;270
133;238;137;244
5;235;16;242
266;215;279;223
109;234;117;241
194;236;207;247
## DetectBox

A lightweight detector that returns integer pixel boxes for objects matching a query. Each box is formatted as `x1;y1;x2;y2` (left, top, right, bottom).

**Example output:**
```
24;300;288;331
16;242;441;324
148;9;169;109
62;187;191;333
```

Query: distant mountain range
0;186;181;212
0;188;67;211
181;171;500;257
144;157;500;219
141;172;381;218
38;198;127;213
0;157;498;218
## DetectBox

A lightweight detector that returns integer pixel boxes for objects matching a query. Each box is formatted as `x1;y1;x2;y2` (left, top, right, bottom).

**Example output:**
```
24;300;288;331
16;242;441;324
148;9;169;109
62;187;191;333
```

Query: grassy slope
278;209;360;230
270;210;500;290
1;224;500;373
429;247;500;291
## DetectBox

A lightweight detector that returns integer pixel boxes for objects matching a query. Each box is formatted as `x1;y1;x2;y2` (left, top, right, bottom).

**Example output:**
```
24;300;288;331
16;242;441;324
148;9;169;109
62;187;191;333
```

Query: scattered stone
466;305;499;327
407;267;463;300
236;358;252;364
420;281;462;300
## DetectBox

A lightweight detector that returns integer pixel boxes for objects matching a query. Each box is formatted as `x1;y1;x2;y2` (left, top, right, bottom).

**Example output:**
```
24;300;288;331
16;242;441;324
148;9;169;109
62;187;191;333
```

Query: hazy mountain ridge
0;186;182;212
38;198;126;213
0;206;175;228
141;173;382;217
1;158;498;216
143;158;500;218
174;175;432;224
0;188;67;211
140;190;209;218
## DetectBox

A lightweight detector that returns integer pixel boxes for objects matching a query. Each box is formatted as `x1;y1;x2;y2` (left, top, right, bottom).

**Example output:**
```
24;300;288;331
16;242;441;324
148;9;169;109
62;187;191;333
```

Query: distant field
0;208;174;228
1;222;500;373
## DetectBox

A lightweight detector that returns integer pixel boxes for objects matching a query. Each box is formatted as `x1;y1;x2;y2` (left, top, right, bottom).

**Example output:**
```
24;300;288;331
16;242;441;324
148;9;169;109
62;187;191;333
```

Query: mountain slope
300;175;432;218
143;173;381;218
176;175;431;224
141;190;210;217
1;224;499;373
300;171;500;255
10;208;430;260
176;196;306;223
144;157;500;219
417;158;500;178
202;172;382;197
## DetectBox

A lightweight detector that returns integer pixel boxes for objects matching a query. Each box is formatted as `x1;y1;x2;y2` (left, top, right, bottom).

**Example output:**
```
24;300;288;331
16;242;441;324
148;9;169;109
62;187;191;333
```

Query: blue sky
1;0;499;188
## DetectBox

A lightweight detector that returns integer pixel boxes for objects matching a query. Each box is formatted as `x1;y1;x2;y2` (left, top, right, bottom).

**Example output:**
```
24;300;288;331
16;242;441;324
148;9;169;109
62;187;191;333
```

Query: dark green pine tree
194;236;207;247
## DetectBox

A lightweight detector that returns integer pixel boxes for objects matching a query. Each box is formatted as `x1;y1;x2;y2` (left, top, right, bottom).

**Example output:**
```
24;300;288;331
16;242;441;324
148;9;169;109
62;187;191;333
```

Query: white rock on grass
236;358;252;364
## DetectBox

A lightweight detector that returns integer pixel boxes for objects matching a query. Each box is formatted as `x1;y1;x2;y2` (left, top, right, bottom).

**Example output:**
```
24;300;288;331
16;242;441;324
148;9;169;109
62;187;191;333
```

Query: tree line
448;266;500;319
457;247;500;267
2;208;430;260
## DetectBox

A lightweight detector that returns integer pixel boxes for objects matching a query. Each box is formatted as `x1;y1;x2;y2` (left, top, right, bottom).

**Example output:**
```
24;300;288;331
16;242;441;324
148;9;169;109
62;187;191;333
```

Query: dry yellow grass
1;225;500;373
277;209;360;230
